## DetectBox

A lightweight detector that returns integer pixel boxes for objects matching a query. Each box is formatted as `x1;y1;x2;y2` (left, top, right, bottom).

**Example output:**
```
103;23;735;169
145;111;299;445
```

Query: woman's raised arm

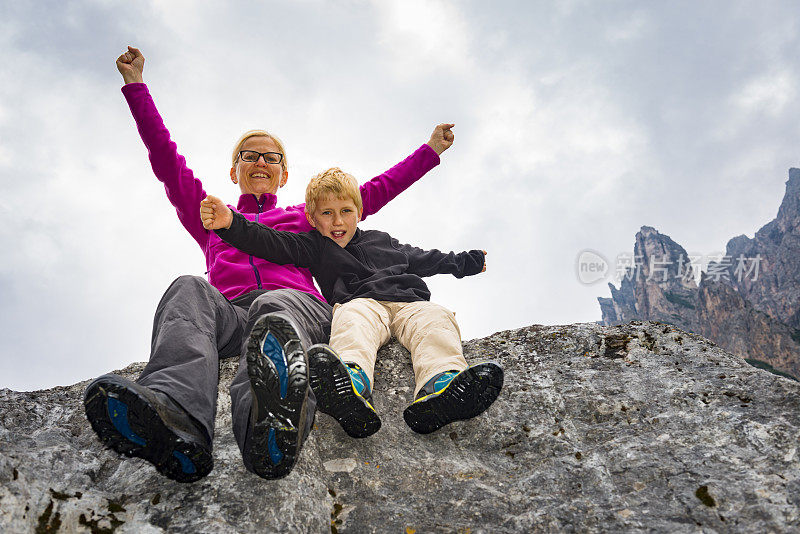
358;124;454;220
118;47;209;248
117;46;145;85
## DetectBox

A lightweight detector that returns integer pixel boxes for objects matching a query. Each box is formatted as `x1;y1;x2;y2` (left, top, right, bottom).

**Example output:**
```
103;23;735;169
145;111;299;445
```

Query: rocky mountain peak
599;168;800;380
598;226;699;333
776;168;800;234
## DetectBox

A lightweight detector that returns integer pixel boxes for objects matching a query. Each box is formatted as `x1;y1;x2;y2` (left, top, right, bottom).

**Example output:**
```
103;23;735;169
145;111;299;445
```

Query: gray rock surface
2;323;800;532
598;170;800;378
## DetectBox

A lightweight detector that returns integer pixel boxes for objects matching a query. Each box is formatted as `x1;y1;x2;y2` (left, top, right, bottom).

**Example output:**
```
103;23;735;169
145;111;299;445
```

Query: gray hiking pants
136;275;332;468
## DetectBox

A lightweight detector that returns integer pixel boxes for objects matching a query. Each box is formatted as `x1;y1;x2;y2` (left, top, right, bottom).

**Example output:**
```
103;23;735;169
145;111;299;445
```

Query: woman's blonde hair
231;130;288;172
305;167;363;215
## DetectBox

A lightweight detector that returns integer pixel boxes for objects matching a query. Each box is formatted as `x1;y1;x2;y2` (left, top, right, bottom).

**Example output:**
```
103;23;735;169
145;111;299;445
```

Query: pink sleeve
122;83;209;248
359;145;440;220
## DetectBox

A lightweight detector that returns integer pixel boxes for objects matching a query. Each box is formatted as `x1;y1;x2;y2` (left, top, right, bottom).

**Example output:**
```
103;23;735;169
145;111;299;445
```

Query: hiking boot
244;313;311;479
83;374;213;483
308;344;381;438
403;362;504;434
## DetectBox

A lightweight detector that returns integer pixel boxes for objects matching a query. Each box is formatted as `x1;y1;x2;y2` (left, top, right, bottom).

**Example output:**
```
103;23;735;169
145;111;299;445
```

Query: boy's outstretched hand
427;123;455;155
482;250;487;272
116;46;145;84
201;195;233;230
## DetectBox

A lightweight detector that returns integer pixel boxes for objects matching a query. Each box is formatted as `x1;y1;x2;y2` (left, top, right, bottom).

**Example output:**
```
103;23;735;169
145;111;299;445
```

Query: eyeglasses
238;150;283;165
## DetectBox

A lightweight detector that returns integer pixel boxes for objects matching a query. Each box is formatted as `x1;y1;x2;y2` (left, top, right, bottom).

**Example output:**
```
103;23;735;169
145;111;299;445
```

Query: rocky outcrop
696;275;800;379
597;226;699;332
2;323;800;532
722;169;800;328
599;169;800;378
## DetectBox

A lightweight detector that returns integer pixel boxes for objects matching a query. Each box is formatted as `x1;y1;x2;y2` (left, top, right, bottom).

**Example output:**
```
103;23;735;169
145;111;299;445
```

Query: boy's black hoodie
216;211;485;306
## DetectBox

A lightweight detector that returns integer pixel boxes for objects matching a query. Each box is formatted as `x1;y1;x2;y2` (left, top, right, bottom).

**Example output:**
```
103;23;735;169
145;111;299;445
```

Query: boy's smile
306;195;362;248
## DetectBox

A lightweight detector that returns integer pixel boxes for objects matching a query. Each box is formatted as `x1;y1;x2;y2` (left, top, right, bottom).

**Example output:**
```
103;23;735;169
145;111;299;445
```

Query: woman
83;46;454;482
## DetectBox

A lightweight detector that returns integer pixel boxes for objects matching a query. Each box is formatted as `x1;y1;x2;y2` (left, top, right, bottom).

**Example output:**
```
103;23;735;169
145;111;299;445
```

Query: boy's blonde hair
231;130;288;172
305;167;363;215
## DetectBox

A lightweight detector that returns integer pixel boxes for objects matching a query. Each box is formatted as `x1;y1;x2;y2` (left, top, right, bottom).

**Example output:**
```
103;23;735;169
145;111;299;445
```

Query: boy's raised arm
397;239;486;279
200;195;234;230
201;196;318;268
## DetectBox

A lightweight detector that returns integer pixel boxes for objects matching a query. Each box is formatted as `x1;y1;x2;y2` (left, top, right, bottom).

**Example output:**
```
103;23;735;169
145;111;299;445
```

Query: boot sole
308;346;381;439
403;362;503;434
245;314;309;479
83;376;212;483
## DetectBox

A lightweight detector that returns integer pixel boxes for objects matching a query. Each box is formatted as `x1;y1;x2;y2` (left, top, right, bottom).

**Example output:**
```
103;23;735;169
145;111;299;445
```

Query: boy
200;168;503;438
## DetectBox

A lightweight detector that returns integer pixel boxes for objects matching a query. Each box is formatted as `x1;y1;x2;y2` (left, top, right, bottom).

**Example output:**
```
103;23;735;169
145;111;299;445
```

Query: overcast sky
2;1;798;391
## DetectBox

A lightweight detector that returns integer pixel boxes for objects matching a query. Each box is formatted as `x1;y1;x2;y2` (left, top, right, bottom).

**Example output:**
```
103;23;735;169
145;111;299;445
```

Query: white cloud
732;70;797;117
3;1;800;390
604;11;649;43
374;0;474;77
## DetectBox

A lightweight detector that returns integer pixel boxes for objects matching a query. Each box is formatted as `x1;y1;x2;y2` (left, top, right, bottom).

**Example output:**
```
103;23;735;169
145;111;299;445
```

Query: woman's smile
232;136;286;195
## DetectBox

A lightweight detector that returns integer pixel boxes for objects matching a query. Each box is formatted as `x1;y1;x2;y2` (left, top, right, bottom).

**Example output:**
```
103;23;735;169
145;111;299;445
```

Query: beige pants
329;299;469;397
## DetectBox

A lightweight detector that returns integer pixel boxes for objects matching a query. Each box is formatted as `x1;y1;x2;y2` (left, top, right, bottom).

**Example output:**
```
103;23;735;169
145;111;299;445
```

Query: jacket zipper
350;233;374;268
249;195;263;289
